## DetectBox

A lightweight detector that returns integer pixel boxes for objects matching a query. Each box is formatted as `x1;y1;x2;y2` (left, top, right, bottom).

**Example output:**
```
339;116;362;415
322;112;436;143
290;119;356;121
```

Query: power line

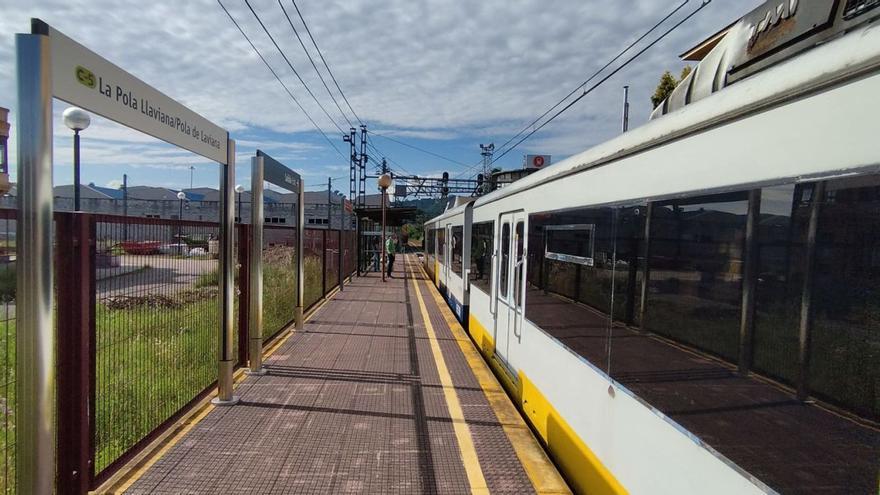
243;0;346;134
277;0;354;128
217;0;346;160
290;0;363;124
491;0;712;165
491;0;694;162
370;131;469;167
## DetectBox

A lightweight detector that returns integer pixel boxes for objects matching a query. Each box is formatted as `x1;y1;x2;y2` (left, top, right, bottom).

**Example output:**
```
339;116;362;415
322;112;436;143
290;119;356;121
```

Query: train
424;2;880;494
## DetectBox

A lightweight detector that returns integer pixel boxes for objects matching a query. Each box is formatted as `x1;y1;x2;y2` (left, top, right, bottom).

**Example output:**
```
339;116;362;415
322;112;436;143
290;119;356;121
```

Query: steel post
248;156;266;375
236;224;250;366
797;181;824;401
56;213;96;493
15;31;56;495
381;189;387;282
295;178;304;331
213;138;239;406
73;130;81;211
738;189;761;374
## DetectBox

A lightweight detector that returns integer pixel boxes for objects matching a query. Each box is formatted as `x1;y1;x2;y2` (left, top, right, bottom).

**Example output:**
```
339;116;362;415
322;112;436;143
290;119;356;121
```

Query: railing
0;210;15;495
0;209;358;493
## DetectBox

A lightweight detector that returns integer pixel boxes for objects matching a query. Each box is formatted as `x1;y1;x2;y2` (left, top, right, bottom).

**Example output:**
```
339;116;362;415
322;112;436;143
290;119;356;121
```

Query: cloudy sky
1;0;757;193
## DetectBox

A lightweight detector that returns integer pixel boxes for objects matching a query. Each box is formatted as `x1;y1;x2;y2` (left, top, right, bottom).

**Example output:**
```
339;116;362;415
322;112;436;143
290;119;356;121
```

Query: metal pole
73;129;81;211
213;138;239;406
327;177;331;227
295;177;305;331
339;198;344;291
738;189;761;374
122;173;128;240
797;181;824;401
248;156;266;375
622;85;630;133
16;31;55;495
381;188;387;282
638;202;653;328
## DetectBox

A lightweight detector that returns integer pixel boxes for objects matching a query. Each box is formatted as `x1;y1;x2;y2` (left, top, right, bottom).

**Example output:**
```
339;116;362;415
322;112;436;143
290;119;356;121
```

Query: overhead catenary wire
491;0;712;165
455;0;708;179
243;0;346;134
290;0;363;125
491;0;693;160
370;131;469;168
217;0;346;160
278;0;354;128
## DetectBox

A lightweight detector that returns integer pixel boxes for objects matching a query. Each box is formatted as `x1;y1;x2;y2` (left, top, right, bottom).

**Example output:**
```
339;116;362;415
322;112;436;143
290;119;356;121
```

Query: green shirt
385;237;398;254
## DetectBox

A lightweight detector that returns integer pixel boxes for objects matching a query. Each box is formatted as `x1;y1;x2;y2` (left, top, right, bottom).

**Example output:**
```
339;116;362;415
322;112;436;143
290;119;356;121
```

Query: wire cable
490;0;694;162
217;0;346;159
243;0;346;134
278;0;354;128
491;0;711;165
370;131;469;167
290;0;363;125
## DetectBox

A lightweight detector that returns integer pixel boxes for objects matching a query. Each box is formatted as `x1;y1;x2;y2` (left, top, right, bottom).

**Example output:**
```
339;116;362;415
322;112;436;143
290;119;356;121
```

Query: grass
0;246;341;488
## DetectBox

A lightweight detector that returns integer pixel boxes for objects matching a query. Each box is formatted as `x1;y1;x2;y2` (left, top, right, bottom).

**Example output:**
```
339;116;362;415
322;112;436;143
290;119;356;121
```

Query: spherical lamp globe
63;107;91;132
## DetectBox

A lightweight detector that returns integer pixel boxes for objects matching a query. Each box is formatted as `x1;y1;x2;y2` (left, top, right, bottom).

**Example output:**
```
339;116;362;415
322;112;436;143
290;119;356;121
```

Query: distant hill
396;197;446;222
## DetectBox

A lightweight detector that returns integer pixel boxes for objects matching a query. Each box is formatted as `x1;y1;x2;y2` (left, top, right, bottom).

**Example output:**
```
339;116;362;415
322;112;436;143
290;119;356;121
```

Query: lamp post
63;107;90;211
235;184;245;223
378;173;392;282
177;191;186;251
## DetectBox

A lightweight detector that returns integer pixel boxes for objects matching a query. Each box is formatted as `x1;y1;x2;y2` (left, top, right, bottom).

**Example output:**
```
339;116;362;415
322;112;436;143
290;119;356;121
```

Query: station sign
36;19;229;163
257;150;300;193
524;154;550;169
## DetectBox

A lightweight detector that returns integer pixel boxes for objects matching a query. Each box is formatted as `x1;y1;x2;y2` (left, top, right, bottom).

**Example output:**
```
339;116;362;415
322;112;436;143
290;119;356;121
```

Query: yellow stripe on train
468;314;627;495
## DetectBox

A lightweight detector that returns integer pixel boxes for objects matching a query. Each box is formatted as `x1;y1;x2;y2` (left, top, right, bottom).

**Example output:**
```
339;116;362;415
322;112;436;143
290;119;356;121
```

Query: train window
499;223;510;300
451;226;463;275
437;228;445;261
545;225;595;265
514;221;525;307
525;206;619;368
469;221;494;293
752;184;808;385
644;191;748;362
809;175;880;417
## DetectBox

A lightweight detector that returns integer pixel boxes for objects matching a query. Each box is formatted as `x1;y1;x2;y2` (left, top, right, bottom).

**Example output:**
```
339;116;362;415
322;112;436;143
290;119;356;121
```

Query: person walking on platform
386;233;398;278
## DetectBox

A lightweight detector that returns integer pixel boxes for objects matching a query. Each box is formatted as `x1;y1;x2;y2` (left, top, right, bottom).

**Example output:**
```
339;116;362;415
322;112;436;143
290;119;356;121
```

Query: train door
443;223;452;295
493;211;525;375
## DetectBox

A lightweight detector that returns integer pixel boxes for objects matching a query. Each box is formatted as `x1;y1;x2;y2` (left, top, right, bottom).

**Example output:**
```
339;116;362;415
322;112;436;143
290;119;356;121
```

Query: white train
425;2;880;494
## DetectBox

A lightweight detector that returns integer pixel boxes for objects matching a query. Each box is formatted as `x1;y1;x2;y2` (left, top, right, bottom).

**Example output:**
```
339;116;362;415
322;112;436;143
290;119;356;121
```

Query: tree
651;66;692;109
651;71;679;109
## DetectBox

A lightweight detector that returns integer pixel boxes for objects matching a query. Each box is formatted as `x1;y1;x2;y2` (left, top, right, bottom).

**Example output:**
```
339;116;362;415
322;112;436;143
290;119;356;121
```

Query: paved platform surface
124;255;567;494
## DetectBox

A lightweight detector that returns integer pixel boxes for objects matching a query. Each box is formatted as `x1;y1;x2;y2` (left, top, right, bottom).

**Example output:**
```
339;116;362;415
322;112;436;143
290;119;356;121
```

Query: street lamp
63;107;91;211
235;184;245;223
177;191;186;250
378;173;392;282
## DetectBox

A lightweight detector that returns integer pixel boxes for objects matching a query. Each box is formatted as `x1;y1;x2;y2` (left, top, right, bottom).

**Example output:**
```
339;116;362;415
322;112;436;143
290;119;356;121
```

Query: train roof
425;198;472;225
471;16;880;210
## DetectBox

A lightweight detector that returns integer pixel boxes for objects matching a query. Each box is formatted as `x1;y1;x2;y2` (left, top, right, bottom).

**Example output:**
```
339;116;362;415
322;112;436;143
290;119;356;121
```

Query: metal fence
91;214;221;476
0;210;14;495
0;208;358;491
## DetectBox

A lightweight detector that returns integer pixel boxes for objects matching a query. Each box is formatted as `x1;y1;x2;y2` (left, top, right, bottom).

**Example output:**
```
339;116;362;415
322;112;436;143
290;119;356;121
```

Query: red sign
533;155;545;167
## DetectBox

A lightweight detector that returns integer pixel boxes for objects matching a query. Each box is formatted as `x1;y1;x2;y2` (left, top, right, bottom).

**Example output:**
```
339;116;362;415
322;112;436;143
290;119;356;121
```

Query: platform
106;254;569;494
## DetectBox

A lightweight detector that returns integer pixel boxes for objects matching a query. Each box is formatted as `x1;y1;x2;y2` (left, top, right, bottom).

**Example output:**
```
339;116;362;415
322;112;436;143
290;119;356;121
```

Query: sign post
15;29;55;495
16;18;237;491
248;151;303;355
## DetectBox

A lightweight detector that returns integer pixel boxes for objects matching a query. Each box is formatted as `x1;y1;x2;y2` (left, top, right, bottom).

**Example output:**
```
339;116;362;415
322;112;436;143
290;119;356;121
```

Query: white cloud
1;0;761;184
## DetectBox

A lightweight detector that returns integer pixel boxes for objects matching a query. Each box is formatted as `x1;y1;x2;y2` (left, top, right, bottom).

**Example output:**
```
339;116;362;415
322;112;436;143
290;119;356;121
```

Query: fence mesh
303;229;324;309
93;216;220;475
324;230;340;294
262;226;297;341
0;211;14;495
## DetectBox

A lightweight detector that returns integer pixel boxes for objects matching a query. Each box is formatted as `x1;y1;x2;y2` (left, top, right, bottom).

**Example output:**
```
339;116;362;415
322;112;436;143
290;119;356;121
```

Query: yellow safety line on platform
98;295;336;494
407;259;490;495
412;255;571;495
